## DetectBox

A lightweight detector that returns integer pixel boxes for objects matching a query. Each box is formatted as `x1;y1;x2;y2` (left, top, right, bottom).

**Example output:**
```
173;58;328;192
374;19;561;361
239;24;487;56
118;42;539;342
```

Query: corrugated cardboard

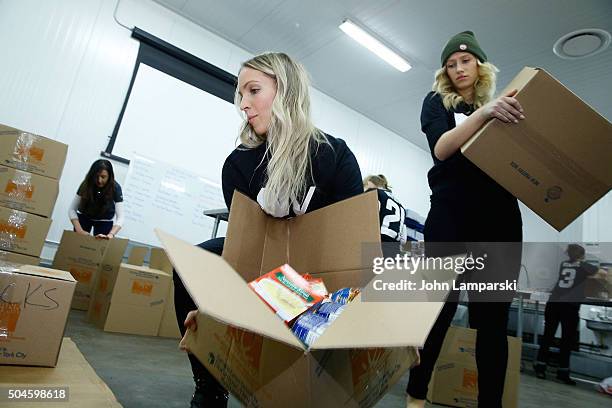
461;67;612;231
0;165;59;217
152;248;181;338
0;264;76;367
427;326;521;408
0;337;122;406
0;206;51;257
158;191;447;407
51;231;128;310
88;261;171;336
0;250;39;266
0;125;68;180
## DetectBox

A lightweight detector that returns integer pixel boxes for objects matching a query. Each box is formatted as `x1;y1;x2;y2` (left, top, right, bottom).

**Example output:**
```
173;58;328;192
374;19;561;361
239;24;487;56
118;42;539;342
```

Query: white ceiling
154;0;612;151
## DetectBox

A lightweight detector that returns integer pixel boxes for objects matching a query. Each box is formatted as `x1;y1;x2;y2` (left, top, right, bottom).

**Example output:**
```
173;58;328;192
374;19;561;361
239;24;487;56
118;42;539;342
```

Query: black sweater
221;134;363;216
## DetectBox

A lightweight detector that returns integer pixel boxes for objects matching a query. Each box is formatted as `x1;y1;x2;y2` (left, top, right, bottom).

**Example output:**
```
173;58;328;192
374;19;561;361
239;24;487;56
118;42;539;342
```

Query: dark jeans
76;213;113;235
536;302;580;369
173;237;226;393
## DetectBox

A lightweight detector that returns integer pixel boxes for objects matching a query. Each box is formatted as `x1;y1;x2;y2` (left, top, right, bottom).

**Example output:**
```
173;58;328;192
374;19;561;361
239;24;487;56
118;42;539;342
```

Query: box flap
150;247;173;273
310;294;444;349
127;246;147;266
1;263;76;283
156;229;304;350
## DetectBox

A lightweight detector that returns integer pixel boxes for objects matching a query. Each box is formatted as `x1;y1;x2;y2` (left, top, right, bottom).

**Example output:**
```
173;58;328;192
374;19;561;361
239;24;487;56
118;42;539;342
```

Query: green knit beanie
441;31;487;66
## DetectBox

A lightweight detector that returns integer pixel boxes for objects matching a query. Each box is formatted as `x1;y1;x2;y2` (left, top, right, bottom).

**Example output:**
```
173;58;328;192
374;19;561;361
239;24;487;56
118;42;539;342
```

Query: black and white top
367;188;407;244
221;134;363;217
68;181;124;224
550;260;599;302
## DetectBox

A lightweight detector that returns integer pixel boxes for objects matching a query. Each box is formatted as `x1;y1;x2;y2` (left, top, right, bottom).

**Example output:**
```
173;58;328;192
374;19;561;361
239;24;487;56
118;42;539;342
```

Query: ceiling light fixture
339;19;411;72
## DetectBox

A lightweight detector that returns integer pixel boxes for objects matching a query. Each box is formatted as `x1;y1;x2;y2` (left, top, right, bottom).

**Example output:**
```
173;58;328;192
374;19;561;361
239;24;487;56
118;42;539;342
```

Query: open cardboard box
157;191;445;407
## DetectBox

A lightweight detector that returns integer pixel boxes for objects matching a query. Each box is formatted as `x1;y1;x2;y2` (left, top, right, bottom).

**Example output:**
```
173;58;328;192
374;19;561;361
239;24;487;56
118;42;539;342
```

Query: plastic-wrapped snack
311;299;346;322
291;312;330;347
330;287;360;305
303;273;328;297
249;264;325;323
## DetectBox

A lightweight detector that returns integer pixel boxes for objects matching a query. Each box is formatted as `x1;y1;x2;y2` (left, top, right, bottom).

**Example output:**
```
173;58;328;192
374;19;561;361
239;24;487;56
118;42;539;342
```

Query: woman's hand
479;89;525;124
95;234;110;240
179;310;199;353
76;229;90;236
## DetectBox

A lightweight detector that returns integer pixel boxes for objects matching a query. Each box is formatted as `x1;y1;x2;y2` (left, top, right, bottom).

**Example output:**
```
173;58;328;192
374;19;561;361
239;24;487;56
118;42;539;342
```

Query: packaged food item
304;273;329;297
248;264;325;323
330;287;360;305
291;312;330;347
311;299;346;322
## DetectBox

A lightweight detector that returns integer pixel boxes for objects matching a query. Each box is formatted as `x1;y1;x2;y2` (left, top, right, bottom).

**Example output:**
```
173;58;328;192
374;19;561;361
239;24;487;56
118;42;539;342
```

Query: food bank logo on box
0;303;21;334
0;222;26;239
350;348;386;387
5;181;34;199
226;327;263;369
69;267;93;284
131;280;153;296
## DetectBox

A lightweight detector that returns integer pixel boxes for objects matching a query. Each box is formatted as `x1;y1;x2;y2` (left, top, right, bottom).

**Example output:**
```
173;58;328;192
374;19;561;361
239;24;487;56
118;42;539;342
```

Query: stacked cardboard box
88;246;172;337
52;230;129;310
0;263;76;367
0;124;67;262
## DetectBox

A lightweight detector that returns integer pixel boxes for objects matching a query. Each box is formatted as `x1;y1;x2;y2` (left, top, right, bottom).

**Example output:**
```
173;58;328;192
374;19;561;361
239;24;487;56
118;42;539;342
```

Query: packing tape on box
504;122;609;198
0;209;27;250
0;261;21;339
0;131;42;168
5;170;33;202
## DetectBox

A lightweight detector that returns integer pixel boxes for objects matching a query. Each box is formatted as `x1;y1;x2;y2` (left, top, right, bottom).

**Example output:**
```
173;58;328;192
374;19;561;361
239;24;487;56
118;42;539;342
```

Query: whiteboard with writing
121;153;227;246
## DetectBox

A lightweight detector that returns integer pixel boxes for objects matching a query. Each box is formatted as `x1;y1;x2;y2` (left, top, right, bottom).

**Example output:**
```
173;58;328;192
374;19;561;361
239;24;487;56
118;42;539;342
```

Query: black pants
536;302;580;369
173;237;227;393
76;213;113;235
407;195;522;407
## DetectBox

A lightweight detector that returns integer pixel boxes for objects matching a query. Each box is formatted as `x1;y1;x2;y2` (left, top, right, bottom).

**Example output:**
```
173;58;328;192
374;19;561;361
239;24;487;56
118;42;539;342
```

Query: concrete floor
64;310;611;408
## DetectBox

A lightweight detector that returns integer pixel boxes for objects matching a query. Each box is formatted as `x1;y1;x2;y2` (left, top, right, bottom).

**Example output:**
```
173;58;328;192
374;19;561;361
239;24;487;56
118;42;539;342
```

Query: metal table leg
211;215;220;239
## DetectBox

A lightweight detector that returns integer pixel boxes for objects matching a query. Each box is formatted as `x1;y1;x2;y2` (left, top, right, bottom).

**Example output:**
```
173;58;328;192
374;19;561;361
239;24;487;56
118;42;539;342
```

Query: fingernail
520;115;525;119
514;120;519;124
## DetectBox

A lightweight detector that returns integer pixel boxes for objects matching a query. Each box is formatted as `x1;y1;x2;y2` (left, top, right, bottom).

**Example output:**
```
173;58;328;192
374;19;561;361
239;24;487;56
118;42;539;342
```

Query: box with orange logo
159;191;447;407
88;254;171;336
52;230;128;310
0;206;51;257
0;124;68;180
427;326;521;408
0;165;59;217
0;263;75;367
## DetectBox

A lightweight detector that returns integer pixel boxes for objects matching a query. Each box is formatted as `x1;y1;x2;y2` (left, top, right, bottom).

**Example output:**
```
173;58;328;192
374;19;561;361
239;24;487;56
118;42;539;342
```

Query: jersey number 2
381;199;405;240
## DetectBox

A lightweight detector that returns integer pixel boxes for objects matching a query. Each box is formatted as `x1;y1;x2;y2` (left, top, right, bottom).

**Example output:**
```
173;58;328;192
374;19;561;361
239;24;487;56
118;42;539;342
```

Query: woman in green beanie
406;31;525;408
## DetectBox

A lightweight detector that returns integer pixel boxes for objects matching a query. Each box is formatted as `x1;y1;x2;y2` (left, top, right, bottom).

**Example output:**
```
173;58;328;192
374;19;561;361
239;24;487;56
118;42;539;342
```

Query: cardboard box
427;326;521;408
0;250;39;266
0;206;51;257
0;165;59;217
88;258;171;337
0;125;68;180
461;67;612;231
158;191;446;408
0;264;76;367
152;248;181;339
51;231;128;310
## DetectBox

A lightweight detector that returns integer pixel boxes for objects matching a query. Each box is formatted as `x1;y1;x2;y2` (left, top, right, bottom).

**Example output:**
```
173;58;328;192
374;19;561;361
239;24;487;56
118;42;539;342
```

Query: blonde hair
433;60;498;111
364;174;390;191
235;52;328;213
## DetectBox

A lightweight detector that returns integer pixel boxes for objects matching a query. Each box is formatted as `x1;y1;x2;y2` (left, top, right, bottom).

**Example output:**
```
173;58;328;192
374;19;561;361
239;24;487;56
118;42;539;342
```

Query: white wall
0;0;432;262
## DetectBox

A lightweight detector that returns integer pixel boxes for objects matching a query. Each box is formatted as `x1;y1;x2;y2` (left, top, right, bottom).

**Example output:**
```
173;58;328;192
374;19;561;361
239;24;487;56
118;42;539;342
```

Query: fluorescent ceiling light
339;19;411;72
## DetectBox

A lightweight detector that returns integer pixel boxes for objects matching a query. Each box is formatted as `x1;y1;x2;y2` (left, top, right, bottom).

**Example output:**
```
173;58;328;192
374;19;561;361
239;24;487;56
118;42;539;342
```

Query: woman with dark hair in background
406;31;525;408
68;159;124;239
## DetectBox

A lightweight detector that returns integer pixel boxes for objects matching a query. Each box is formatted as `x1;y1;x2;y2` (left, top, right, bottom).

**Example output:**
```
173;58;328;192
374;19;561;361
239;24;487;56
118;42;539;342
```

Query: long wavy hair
234;52;328;212
433;59;499;111
78;159;115;212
